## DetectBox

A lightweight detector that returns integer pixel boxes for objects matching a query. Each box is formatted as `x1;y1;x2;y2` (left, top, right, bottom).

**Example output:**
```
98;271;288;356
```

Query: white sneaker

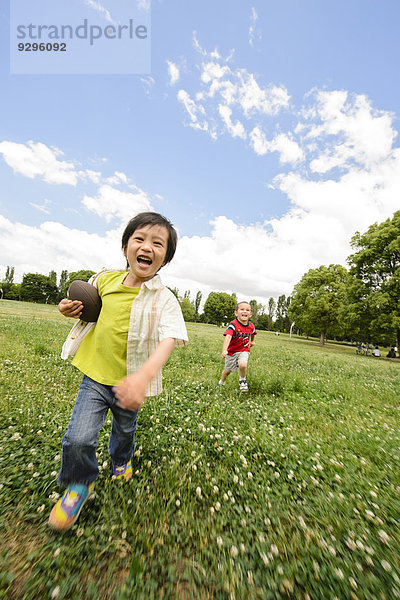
239;379;248;392
218;380;226;386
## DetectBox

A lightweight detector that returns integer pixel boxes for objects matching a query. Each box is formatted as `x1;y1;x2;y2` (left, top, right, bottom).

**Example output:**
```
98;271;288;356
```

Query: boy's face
124;224;169;283
235;303;252;324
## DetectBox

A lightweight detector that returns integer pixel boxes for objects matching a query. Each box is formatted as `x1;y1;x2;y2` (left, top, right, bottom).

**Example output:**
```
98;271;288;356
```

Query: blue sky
1;0;399;303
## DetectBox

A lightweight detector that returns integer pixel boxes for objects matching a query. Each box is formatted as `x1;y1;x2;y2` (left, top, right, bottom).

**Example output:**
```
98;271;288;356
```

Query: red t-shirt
224;319;257;354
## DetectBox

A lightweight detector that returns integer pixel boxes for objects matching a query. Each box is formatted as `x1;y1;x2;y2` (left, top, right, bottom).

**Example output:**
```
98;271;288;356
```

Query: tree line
1;211;398;347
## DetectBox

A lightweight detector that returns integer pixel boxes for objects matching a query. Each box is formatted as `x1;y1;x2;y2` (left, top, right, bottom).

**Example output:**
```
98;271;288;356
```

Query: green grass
1;299;399;599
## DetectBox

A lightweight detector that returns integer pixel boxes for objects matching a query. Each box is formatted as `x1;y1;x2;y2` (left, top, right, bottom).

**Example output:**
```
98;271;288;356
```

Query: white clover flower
53;548;61;558
378;529;389;544
216;536;223;548
233;475;239;484
381;560;392;572
271;544;279;556
196;487;202;498
36;504;45;513
223;493;229;501
240;543;246;553
349;577;358;590
213;485;219;494
230;545;239;558
51;586;60;599
215;502;221;511
210;507;215;515
335;568;344;580
241;519;246;527
247;472;253;479
175;499;181;507
260;552;269;566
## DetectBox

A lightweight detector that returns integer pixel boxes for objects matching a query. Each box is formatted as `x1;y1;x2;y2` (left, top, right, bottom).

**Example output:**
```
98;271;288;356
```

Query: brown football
67;280;102;322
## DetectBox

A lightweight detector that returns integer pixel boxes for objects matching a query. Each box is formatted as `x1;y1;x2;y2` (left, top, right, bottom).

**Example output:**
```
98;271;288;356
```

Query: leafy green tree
204;292;236;326
249;300;264;327
179;298;196;322
48;270;57;285
347;211;400;349
289;264;349;345
6;283;21;301
267;297;276;330
194;291;202;320
275;295;287;332
20;273;59;304
58;270;69;299
0;266;15;298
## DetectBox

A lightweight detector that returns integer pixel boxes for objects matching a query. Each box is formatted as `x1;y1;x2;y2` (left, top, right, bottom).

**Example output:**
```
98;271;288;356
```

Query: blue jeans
58;375;138;486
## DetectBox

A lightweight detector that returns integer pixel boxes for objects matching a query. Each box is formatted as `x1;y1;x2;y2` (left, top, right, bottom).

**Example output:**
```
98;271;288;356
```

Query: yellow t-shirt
72;271;139;385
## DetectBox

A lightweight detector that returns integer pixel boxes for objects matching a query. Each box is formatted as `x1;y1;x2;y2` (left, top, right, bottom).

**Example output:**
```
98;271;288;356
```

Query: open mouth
137;255;152;266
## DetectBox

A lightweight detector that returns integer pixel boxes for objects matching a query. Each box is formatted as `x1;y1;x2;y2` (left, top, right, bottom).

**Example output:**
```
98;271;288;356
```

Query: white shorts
224;351;249;372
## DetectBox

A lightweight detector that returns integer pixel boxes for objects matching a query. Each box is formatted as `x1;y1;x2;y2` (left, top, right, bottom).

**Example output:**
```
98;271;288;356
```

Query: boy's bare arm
221;334;231;358
113;337;175;412
58;298;83;319
249;333;255;347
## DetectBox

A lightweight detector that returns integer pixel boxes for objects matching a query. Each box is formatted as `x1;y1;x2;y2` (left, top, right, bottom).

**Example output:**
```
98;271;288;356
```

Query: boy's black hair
236;301;251;310
121;212;178;268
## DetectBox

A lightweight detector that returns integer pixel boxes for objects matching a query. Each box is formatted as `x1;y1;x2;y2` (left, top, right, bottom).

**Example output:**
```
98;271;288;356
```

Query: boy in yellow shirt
49;212;188;531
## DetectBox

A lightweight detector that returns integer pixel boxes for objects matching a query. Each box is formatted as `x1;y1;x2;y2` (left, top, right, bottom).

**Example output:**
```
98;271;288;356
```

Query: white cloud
0;141;79;185
302;90;396;172
0;215;124;280
177;89;213;136
140;76;155;96
29;199;51;215
167;60;180;86
84;0;115;24
249;7;262;47
82;184;152;223
174;46;290;152
218;105;246;139
269;134;304;164
249;126;268;155
137;0;151;11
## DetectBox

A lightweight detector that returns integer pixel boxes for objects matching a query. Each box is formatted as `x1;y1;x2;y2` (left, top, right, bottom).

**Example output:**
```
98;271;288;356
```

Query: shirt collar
141;274;163;290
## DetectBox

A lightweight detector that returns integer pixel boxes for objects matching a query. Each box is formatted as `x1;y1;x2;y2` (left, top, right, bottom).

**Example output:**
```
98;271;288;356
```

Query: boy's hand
58;298;83;319
113;373;147;412
221;350;228;358
249;341;255;347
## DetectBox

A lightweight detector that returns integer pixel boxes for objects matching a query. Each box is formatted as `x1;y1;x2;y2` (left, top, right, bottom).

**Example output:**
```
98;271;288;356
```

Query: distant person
218;301;257;392
386;348;396;358
356;342;362;355
372;346;381;357
48;212;188;532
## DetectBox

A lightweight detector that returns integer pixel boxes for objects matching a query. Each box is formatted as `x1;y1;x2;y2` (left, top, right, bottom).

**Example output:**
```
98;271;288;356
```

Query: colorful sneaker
239;379;248;392
113;460;132;481
48;483;94;531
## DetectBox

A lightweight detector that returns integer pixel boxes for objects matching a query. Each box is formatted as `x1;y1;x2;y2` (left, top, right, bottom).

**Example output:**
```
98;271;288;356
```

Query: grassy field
0;299;399;600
